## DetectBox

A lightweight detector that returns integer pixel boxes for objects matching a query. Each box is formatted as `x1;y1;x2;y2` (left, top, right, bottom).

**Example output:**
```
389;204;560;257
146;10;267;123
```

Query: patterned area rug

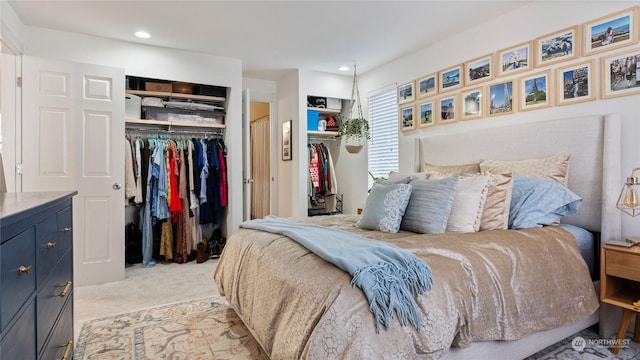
75;297;269;360
525;327;640;360
76;297;640;359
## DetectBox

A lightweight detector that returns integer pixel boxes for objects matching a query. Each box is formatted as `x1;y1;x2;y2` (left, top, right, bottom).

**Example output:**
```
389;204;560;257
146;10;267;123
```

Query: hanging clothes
308;143;339;213
125;131;228;265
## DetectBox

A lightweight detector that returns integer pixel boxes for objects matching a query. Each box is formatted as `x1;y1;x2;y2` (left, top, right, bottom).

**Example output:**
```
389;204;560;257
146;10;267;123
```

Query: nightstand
601;243;640;354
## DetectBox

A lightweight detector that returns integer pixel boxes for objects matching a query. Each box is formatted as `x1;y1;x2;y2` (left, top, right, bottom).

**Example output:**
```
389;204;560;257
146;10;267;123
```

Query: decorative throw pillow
387;171;431;182
357;183;413;233
376;176;412;185
446;175;490;233
479;172;513;231
509;176;582;229
400;177;459;234
479;154;570;186
423;162;480;176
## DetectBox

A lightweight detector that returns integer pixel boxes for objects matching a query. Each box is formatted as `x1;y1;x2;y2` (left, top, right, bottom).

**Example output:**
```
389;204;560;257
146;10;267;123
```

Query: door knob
113;182;122;189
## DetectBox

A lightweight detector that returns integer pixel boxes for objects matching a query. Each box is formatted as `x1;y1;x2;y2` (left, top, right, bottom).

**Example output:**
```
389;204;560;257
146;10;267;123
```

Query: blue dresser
0;191;76;360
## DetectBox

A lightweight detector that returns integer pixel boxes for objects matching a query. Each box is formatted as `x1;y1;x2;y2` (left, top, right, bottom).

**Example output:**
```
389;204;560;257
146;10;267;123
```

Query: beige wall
250;101;270;121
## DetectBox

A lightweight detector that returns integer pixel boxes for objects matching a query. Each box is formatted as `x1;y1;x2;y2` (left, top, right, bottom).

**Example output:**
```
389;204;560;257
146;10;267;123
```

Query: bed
214;114;622;359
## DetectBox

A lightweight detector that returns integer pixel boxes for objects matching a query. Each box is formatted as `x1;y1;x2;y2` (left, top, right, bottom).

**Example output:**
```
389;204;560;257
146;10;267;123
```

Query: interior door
242;89;252;221
21;56;125;286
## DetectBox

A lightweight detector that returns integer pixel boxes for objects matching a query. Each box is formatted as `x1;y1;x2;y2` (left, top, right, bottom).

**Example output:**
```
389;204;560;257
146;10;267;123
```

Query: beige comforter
214;215;599;359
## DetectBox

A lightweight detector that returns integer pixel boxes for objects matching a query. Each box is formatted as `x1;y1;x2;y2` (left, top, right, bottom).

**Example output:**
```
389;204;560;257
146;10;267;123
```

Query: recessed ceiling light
338;66;350;71
135;31;151;39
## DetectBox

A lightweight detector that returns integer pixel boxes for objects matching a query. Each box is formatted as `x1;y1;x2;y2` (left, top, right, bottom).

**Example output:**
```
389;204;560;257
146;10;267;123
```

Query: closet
124;76;229;266
306;95;346;216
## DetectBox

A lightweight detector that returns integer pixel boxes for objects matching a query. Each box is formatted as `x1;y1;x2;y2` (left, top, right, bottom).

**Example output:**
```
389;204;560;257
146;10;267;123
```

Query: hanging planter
337;64;370;154
338;116;369;153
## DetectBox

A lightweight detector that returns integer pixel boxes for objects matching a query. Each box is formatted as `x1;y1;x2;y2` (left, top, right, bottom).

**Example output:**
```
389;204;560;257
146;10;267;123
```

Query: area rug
76;297;640;359
74;297;269;360
525;327;640;360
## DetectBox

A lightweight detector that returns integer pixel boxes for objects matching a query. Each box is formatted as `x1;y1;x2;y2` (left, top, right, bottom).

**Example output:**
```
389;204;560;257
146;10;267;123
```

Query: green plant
368;171;387;193
336;114;370;146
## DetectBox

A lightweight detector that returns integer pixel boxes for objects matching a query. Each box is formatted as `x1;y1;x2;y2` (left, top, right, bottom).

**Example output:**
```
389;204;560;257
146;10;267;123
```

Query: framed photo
461;87;484;120
601;49;640;99
282;120;292;161
397;81;415;104
439;64;463;93
535;26;580;67
417;99;436;128
497;41;532;76
519;71;552;111
488;80;516;116
465;54;494;85
399;104;416;131
583;6;639;56
417;73;438;98
437;95;458;124
556;60;596;106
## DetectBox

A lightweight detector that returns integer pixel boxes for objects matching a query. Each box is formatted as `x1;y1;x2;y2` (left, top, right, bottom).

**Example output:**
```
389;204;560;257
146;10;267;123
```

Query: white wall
358;1;640;236
276;70;299;217
18;26;245;235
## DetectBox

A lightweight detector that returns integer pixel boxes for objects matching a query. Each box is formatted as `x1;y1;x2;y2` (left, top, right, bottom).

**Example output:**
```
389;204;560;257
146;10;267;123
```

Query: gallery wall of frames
396;6;640;132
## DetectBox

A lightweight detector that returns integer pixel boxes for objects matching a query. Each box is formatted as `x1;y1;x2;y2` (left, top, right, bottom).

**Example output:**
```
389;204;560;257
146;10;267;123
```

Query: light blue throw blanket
240;215;433;332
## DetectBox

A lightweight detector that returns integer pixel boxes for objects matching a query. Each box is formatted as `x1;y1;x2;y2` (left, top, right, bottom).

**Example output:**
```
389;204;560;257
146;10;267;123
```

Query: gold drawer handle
18;265;33;275
57;281;72;297
61;227;72;232
60;340;73;360
47;241;57;248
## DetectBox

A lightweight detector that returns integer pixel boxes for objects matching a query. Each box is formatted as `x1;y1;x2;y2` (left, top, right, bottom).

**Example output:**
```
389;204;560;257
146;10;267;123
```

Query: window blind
367;85;399;189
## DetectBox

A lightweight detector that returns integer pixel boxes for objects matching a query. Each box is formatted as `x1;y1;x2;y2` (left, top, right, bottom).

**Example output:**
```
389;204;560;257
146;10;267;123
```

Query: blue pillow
509;176;582;229
400;177;459;234
357;183;412;233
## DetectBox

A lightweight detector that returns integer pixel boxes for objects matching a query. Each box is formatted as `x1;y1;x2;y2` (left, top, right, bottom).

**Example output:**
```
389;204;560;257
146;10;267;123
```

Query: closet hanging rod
125;127;224;136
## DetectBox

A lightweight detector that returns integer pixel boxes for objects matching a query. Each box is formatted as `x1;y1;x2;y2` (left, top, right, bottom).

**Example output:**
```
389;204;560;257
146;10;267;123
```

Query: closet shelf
307;130;339;139
126;89;225;103
126;118;226;129
307;107;341;115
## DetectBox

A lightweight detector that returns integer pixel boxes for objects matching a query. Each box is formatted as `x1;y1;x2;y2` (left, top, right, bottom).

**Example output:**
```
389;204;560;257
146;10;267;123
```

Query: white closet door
22;56;125;286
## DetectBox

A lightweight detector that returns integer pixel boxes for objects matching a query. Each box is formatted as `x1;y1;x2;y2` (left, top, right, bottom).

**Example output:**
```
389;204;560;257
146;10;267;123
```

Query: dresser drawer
36;206;72;287
39;297;73;360
1;227;36;331
37;250;72;352
606;249;640;282
1;298;36;360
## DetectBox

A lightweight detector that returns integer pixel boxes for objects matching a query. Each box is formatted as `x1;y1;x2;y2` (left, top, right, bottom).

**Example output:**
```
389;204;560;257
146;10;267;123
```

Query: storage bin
125;94;141;119
307;110;319;130
307;96;327;108
326;97;342;110
145;82;172;92
143;106;225;125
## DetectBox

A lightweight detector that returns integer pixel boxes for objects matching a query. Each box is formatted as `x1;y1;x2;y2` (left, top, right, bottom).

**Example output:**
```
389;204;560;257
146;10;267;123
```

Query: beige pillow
423;162;480;176
446;175;490;233
479;154;570;186
387;171;431;182
479;172;513;231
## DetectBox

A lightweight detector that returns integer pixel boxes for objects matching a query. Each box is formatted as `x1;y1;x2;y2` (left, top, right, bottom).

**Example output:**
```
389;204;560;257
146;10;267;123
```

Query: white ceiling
8;0;533;80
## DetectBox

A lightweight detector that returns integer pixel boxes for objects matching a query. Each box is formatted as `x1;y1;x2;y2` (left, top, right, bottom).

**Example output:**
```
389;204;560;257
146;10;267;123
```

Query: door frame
242;89;277;218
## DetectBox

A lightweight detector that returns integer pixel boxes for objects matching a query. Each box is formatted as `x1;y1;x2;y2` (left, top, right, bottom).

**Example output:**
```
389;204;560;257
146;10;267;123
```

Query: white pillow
446;175;490;233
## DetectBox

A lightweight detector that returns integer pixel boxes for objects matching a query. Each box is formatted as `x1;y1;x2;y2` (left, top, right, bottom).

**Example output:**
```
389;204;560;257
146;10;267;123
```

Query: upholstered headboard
415;114;621;239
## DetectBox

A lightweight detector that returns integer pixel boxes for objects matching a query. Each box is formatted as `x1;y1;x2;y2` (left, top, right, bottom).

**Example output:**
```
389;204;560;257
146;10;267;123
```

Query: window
367;85;399;189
